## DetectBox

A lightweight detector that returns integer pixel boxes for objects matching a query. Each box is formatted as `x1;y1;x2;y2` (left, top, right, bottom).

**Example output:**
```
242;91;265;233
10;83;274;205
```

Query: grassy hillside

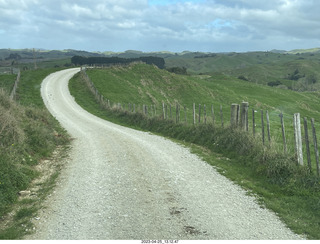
85;64;320;138
165;51;320;92
223;59;320;90
70;63;320;239
83;63;320;177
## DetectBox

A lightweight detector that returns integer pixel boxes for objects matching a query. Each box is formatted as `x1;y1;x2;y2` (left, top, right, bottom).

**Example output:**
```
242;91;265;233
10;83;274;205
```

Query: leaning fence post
293;113;303;165
303;117;312;172
280;112;287;153
311;118;320;176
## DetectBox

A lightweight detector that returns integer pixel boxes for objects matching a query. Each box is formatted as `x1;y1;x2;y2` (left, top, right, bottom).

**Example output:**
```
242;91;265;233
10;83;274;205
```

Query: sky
0;0;320;53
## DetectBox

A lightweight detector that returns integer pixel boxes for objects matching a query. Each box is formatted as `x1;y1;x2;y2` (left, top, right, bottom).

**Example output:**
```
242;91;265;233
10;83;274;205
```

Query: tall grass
0;67;70;239
0;89;69;216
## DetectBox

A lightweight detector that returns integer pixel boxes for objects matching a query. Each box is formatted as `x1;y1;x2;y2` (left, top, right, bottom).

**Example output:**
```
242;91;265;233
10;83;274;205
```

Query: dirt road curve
29;68;302;240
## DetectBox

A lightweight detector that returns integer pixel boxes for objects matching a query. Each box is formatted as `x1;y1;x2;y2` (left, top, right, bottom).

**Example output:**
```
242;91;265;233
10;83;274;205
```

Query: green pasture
85;64;320;174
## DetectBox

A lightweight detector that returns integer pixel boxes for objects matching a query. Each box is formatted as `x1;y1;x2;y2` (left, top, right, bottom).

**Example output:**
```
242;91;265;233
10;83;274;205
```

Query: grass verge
0;67;71;239
69;70;320;239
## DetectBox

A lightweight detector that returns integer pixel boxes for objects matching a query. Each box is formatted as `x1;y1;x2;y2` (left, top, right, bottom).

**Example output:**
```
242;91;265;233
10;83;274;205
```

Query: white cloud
0;0;319;52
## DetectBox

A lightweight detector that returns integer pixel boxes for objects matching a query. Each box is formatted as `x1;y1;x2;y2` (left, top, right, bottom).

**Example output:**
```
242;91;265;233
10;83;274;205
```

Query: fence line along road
81;67;320;177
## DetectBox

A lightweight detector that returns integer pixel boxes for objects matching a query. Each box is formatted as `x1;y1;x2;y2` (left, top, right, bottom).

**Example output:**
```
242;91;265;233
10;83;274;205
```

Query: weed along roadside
68;64;320;239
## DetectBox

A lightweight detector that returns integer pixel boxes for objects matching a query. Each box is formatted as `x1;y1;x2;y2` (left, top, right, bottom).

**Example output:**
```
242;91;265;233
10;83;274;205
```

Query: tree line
71;56;165;69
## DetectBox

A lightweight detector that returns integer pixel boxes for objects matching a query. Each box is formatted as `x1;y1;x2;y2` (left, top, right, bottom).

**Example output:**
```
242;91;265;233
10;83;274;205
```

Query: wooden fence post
231;104;239;127
198;104;201;123
193;103;196;125
240;102;249;131
280;112;287;153
162;103;165;119
10;70;20;100
293;113;303;165
261;110;265;145
266;110;271;142
311;118;320;176
303;117;312;172
252;109;256;136
204;104;207;124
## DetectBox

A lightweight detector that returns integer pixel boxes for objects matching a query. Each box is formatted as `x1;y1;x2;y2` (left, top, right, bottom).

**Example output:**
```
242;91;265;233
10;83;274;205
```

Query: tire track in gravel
29;68;303;240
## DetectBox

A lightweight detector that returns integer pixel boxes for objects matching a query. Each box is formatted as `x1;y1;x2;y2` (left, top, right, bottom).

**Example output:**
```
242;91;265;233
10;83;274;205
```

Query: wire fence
81;67;320;177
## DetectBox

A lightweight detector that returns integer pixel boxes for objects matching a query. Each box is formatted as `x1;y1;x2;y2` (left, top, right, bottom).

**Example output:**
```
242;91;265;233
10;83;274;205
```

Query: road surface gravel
28;68;303;240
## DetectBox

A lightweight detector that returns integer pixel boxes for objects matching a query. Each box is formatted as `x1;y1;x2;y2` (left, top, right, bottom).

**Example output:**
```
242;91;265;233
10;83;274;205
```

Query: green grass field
84;64;320;171
0;74;16;94
69;63;320;239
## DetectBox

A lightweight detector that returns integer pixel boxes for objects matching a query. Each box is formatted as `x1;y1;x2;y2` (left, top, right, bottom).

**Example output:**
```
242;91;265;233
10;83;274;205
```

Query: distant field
164;51;320;92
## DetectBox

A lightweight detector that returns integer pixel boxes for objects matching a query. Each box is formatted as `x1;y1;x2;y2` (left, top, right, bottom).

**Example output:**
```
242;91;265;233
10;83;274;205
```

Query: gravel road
29;68;302;240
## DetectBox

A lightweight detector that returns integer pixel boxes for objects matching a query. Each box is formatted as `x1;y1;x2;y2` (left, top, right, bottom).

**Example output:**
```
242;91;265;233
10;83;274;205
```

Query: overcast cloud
0;0;319;52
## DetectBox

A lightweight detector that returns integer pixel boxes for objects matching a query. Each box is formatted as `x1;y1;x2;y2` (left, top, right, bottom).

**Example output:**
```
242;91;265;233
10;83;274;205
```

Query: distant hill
286;48;320;54
0;48;105;61
2;47;320;91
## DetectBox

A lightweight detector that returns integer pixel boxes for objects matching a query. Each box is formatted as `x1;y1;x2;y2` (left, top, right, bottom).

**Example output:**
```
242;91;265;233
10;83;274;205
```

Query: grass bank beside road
69;65;320;239
0;68;70;239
